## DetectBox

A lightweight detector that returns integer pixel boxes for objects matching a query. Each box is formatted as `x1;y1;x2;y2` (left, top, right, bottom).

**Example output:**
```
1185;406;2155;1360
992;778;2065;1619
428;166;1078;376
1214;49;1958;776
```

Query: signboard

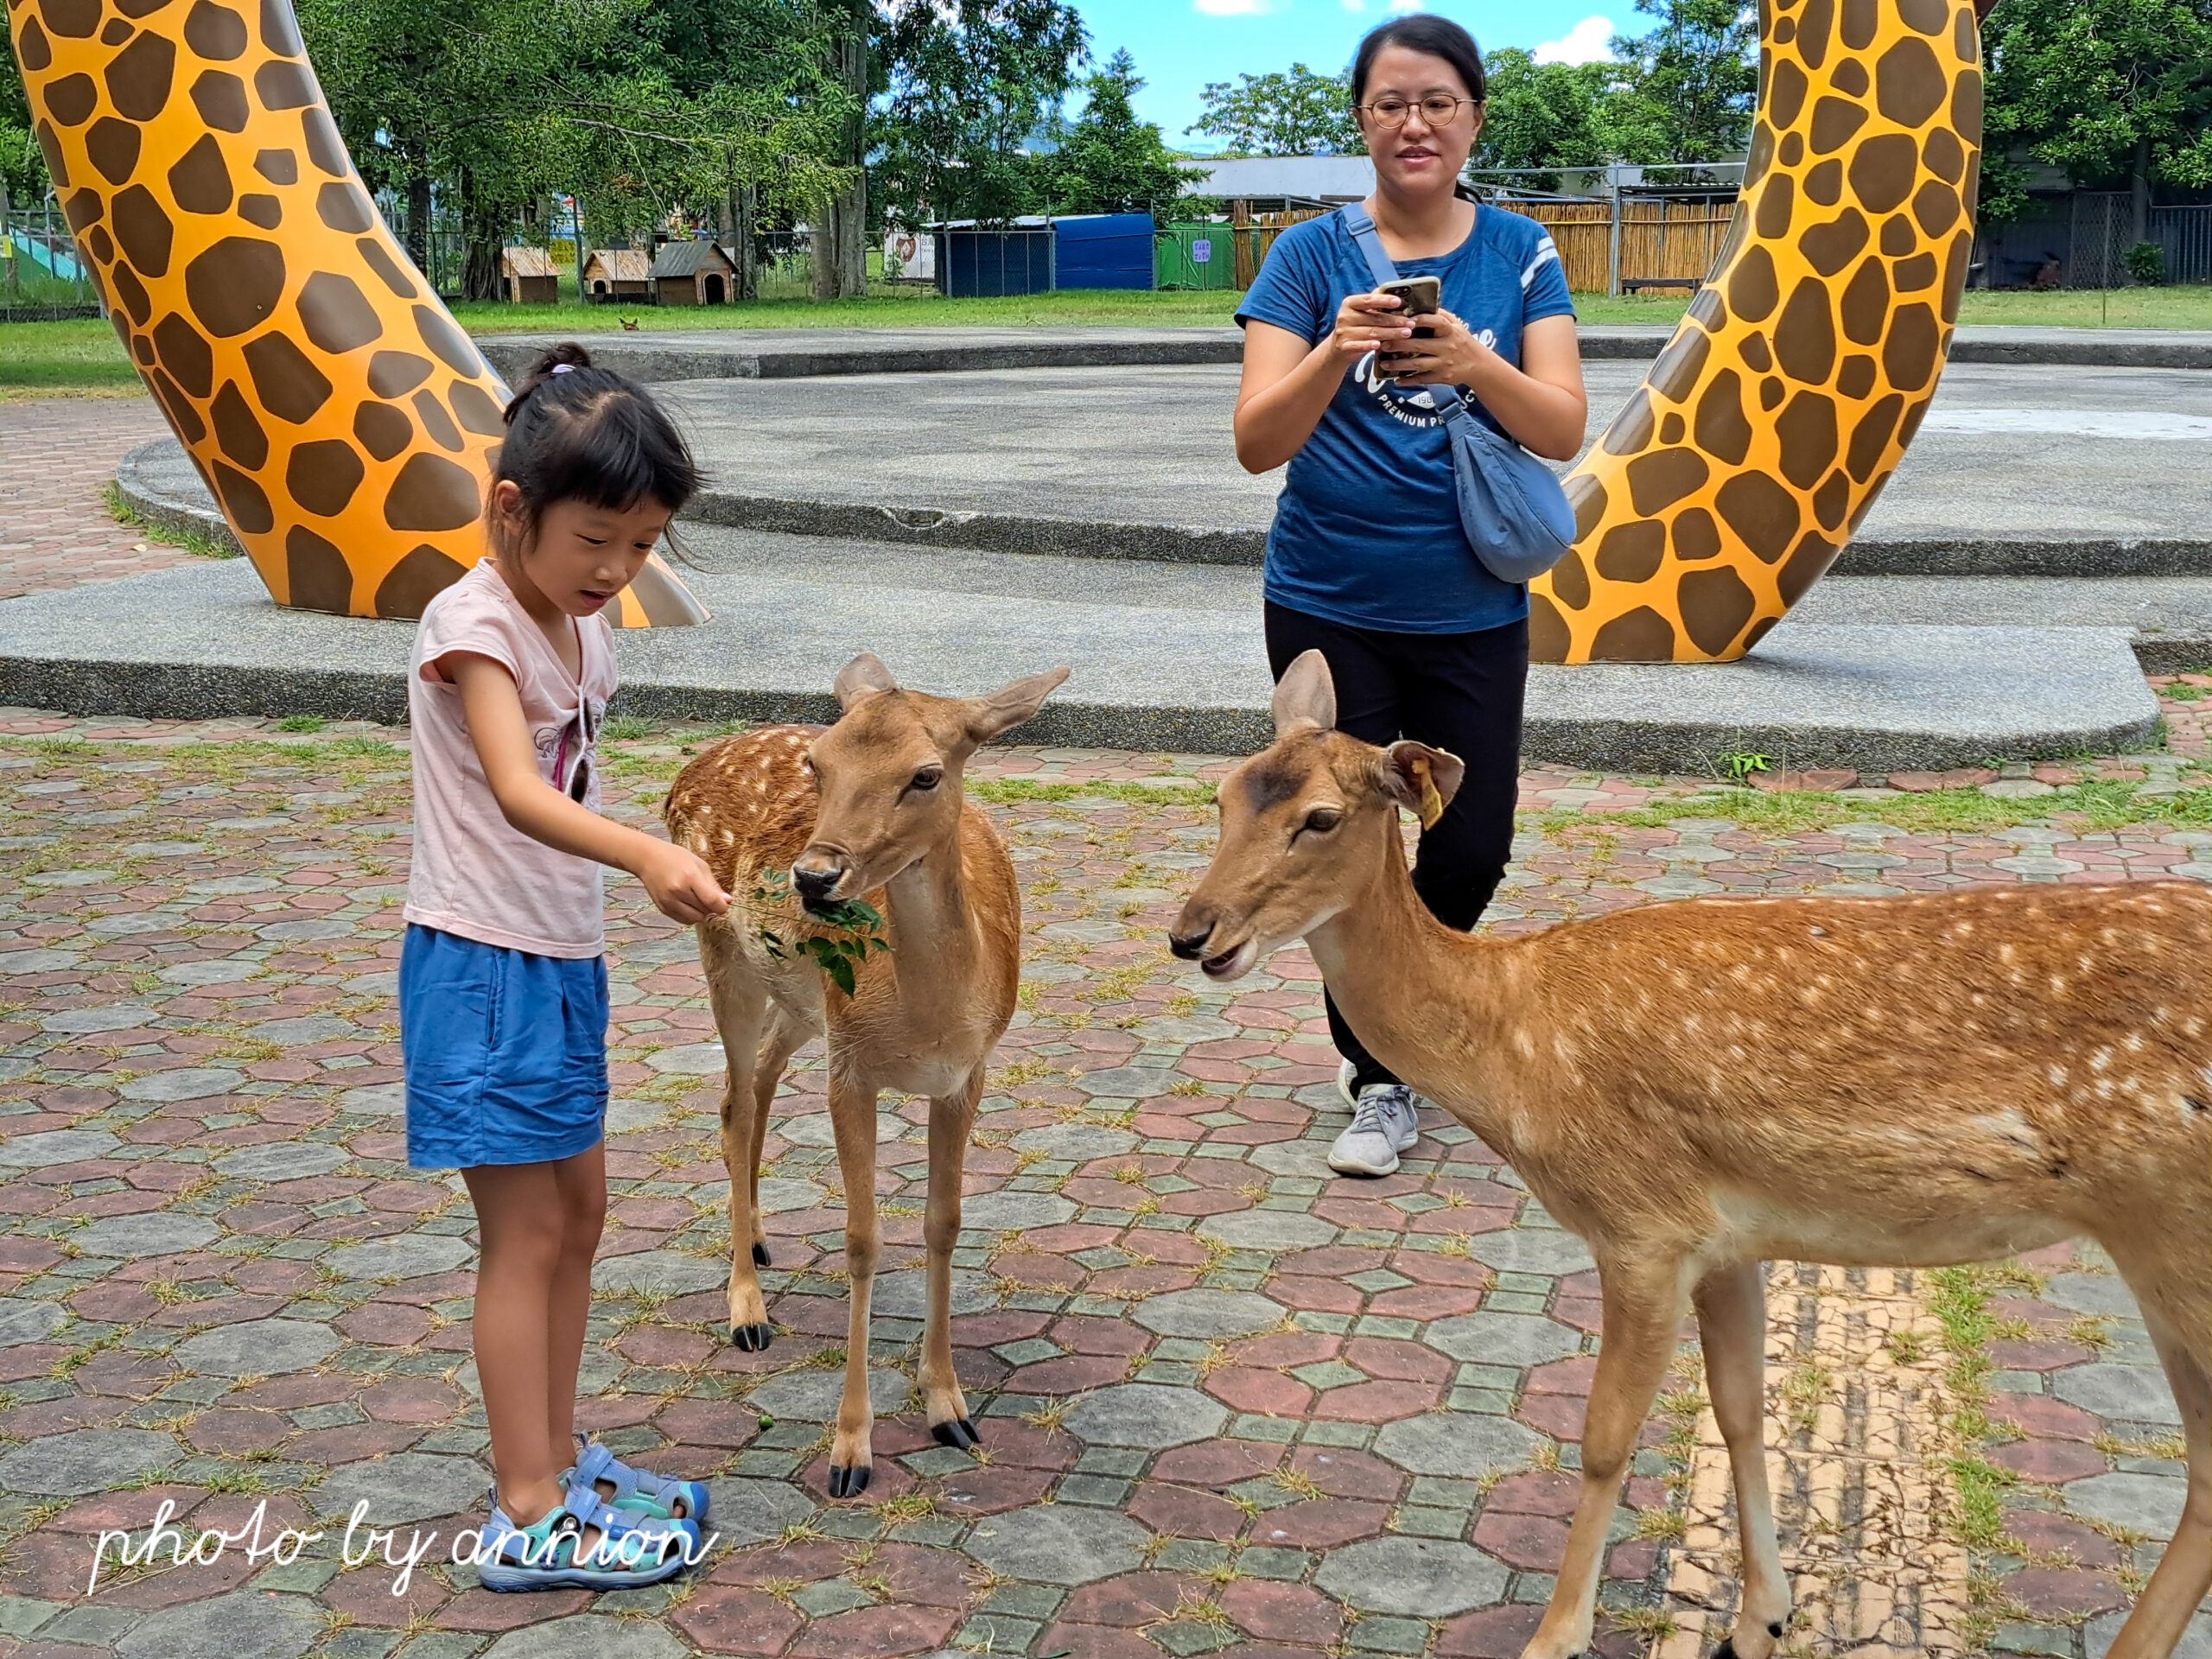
884;228;936;281
1192;238;1212;264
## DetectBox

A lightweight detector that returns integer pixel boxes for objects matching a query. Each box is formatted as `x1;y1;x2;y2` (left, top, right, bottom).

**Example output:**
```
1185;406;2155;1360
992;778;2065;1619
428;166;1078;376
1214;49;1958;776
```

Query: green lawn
4;283;2207;398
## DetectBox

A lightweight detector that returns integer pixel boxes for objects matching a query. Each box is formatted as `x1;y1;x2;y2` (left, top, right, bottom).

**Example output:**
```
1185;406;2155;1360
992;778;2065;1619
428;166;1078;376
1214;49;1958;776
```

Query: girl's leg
543;1141;607;1472
464;1157;583;1527
1265;602;1408;1092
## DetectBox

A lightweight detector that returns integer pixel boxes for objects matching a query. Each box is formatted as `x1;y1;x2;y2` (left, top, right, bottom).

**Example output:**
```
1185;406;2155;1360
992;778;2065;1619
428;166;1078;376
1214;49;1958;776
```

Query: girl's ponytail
490;342;702;561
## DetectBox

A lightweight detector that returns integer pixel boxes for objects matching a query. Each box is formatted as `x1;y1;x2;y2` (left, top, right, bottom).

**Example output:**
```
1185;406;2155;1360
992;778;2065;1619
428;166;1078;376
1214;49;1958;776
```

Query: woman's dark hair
493;342;702;558
1350;15;1487;200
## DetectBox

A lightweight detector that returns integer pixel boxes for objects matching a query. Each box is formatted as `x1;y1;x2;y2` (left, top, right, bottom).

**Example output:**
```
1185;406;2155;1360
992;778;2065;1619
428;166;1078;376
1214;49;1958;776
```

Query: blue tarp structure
931;213;1158;296
936;224;1055;297
1050;213;1155;290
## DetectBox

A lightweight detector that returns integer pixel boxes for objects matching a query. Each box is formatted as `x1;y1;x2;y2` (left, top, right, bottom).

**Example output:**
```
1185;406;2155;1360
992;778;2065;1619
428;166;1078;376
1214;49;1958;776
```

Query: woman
1234;14;1588;1179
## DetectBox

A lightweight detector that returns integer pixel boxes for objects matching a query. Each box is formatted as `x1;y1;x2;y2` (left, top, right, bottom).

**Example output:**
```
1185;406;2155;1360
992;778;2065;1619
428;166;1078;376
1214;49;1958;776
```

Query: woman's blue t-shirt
1236;207;1576;635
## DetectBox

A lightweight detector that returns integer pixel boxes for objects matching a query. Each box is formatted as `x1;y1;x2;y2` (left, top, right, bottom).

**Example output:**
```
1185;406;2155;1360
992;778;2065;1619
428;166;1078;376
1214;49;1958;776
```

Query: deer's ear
1376;741;1465;831
834;652;899;709
1271;650;1337;737
963;666;1071;743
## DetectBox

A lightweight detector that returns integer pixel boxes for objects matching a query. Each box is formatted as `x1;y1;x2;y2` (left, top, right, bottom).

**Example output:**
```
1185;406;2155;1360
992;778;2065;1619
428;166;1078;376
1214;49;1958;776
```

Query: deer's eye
910;767;942;792
1300;808;1341;836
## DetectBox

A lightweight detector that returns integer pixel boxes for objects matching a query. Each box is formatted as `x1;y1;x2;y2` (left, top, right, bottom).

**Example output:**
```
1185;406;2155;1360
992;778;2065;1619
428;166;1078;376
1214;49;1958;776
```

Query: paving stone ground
0;397;2207;1656
0;400;186;602
0;706;2205;1659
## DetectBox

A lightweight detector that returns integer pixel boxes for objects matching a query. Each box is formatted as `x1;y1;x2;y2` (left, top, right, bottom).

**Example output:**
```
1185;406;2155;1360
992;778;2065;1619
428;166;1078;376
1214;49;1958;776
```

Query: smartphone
1376;276;1440;375
1376;276;1440;317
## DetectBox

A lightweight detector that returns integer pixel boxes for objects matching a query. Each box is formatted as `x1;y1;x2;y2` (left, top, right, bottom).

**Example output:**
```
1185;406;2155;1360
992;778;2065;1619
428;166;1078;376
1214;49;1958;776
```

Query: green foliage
1475;49;1612;183
1983;0;2212;215
753;868;890;996
296;0;856;292
1;30;45;204
1718;749;1773;783
870;0;1090;227
1043;51;1207;217
2125;239;2169;283
1600;0;1758;164
1191;62;1357;158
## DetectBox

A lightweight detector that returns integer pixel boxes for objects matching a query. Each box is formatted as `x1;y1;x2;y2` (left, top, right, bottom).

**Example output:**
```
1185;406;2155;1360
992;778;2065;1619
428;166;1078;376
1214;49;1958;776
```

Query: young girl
402;342;730;1590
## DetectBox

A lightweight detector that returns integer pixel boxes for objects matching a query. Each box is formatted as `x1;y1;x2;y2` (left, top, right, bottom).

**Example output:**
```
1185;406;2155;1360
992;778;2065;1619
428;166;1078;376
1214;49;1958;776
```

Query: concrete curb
0;560;2167;772
115;440;2212;590
473;324;2212;383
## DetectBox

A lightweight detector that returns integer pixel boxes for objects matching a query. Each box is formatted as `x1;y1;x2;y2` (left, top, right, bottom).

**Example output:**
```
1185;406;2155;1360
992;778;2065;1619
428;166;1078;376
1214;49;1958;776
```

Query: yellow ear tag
1407;755;1446;830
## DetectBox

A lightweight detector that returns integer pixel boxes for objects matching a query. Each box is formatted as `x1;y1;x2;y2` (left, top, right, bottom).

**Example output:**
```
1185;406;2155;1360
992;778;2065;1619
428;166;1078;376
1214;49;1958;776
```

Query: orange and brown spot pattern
1533;0;1985;663
10;0;704;627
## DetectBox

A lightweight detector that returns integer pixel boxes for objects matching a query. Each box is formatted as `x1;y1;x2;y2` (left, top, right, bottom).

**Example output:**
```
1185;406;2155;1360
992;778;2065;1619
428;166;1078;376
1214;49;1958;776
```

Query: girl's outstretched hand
637;841;730;925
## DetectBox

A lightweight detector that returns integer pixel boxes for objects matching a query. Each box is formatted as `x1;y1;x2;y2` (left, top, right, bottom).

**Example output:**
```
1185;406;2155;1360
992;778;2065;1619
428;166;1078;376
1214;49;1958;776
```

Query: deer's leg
1694;1261;1789;1659
826;1070;882;1499
701;924;772;1351
745;1007;809;1269
920;1071;983;1450
2093;1275;2209;1659
1525;1259;1689;1659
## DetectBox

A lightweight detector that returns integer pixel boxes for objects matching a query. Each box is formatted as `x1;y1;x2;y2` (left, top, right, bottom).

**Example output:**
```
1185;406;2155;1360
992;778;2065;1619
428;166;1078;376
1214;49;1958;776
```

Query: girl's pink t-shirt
404;561;618;959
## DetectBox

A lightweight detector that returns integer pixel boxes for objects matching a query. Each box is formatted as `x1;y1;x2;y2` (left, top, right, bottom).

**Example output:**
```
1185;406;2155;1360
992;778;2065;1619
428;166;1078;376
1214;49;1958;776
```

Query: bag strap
1338;203;1401;289
1337;203;1471;425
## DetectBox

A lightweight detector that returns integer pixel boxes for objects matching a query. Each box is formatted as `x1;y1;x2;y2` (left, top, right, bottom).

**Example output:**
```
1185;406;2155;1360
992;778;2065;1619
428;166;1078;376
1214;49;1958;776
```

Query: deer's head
1169;651;1463;980
791;654;1070;913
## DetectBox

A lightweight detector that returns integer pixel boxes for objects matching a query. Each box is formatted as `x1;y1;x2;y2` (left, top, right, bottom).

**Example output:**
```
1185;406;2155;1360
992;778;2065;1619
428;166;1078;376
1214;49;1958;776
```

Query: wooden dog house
648;239;741;306
499;245;560;303
582;248;652;302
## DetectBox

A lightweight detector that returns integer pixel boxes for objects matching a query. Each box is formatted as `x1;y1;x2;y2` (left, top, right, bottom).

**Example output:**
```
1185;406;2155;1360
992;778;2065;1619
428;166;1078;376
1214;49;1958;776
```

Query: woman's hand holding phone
1329;291;1416;371
1383;305;1490;386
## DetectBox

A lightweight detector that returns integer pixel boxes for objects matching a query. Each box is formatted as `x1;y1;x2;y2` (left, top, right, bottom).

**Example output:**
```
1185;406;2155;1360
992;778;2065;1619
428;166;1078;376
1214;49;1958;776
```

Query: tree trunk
2131;133;2152;248
406;175;433;281
460;181;506;302
728;182;759;302
811;12;868;302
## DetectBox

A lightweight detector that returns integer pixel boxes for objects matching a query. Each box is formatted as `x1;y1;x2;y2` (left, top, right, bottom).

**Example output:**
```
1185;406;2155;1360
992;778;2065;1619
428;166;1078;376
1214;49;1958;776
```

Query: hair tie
550;363;576;375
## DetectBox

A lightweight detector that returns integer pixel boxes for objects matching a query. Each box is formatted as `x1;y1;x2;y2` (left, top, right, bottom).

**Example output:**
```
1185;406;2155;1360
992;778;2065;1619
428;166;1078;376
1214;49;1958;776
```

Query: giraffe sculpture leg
5;0;706;627
1532;0;1989;663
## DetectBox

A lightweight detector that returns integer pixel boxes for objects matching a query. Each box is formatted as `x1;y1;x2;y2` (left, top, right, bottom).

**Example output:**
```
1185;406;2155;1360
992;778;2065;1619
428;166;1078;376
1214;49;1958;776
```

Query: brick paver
0;709;2204;1659
0;397;192;601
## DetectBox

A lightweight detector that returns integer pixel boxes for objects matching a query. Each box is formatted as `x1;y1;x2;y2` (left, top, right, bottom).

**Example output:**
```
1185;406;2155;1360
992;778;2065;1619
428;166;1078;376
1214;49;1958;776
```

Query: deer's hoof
827;1461;871;1499
730;1322;774;1352
931;1417;982;1452
752;1241;772;1268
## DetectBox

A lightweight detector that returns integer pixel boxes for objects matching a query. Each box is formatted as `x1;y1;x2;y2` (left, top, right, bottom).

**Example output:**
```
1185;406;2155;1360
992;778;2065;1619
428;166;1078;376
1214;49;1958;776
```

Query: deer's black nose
792;863;842;907
1167;925;1211;962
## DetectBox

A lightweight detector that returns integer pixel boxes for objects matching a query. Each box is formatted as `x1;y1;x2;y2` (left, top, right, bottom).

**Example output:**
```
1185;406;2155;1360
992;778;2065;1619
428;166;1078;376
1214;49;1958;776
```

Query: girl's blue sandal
568;1434;711;1526
478;1483;700;1592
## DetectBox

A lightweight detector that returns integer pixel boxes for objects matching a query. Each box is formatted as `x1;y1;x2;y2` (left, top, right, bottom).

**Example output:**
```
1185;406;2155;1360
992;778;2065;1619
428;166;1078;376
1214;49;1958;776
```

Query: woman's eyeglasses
1357;93;1480;129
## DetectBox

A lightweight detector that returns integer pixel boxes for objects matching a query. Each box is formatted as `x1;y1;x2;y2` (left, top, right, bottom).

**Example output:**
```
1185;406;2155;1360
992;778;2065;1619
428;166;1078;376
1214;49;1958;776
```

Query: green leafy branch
753;868;890;996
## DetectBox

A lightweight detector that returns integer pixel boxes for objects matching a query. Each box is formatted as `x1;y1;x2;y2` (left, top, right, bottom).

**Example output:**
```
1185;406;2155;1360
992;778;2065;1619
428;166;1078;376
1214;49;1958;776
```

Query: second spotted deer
664;655;1066;1497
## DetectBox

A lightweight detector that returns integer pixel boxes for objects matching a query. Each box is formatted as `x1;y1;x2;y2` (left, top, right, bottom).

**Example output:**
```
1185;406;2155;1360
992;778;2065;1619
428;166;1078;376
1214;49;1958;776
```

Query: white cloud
1342;0;1366;10
1193;0;1271;13
1533;15;1616;63
1386;0;1424;11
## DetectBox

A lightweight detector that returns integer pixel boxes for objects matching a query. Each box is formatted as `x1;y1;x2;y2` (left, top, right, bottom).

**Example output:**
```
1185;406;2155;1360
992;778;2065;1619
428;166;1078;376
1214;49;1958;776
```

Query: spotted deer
664;655;1068;1497
1169;651;2211;1659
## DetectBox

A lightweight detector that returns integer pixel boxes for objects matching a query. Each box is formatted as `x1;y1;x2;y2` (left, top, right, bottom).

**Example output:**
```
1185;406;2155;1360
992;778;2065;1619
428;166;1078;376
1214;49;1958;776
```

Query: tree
871;0;1090;227
1043;50;1206;216
2;32;47;207
1190;62;1357;157
1475;48;1611;185
1982;0;2212;238
1601;0;1758;164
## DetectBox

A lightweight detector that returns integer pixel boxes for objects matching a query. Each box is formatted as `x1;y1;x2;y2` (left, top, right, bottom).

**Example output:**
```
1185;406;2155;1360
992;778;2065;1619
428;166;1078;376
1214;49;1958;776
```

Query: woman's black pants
1263;601;1529;1094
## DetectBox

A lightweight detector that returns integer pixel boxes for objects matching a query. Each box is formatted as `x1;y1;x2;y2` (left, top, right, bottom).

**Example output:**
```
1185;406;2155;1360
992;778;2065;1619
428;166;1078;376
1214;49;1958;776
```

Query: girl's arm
446;652;728;925
1234;298;1415;474
1389;312;1588;461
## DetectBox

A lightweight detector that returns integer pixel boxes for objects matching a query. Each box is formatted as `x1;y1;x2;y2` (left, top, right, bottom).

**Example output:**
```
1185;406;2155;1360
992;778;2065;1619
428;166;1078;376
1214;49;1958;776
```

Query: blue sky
1071;0;1629;151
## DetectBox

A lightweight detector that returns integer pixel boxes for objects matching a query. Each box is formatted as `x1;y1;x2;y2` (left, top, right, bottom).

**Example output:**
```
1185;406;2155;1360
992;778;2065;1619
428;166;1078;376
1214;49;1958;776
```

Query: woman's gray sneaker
1328;1084;1421;1177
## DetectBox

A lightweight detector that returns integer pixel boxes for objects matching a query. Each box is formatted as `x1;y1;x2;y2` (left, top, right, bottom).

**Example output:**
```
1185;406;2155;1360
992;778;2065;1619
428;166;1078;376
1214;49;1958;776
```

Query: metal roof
647;240;736;278
582;249;652;283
